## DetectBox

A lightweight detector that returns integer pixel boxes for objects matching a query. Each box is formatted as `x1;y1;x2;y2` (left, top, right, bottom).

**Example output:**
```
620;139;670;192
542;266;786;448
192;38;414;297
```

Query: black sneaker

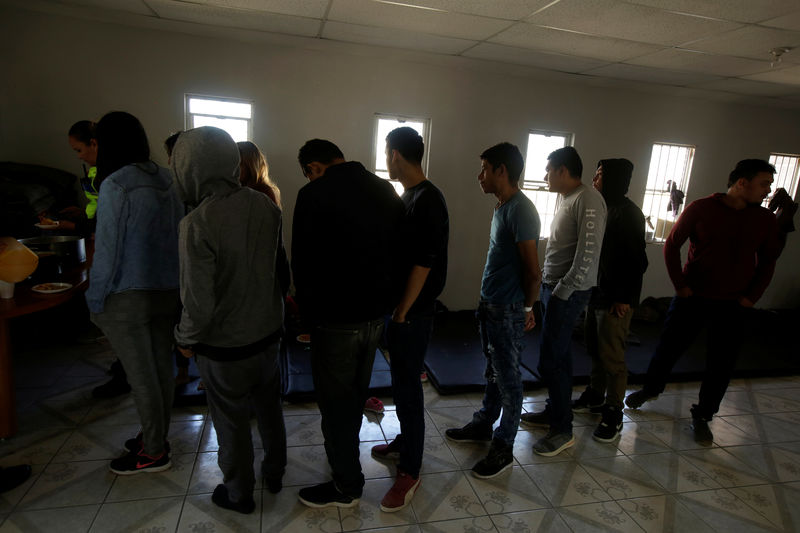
690;405;714;445
445;421;492;443
593;405;623;442
471;438;513;479
123;432;171;454
212;484;255;514
624;389;658;409
0;465;32;493
572;388;605;413
109;449;171;475
261;464;283;494
520;407;550;428
371;437;402;461
92;376;131;399
298;481;360;508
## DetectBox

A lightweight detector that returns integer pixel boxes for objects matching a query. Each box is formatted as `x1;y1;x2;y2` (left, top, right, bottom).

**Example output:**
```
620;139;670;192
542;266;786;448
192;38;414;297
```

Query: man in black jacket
292;139;405;508
572;159;648;442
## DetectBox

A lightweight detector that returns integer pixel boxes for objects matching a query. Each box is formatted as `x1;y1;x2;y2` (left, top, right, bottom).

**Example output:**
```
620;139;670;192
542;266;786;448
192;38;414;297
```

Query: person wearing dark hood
572;159;648;442
626;159;781;445
172;126;288;514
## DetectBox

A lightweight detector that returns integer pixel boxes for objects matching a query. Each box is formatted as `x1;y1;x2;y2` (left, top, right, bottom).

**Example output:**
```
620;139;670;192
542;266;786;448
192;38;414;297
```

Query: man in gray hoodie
522;146;607;457
171;126;288;514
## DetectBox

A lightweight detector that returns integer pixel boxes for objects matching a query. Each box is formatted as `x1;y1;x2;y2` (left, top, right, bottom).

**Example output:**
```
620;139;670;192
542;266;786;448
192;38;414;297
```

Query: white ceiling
8;0;800;106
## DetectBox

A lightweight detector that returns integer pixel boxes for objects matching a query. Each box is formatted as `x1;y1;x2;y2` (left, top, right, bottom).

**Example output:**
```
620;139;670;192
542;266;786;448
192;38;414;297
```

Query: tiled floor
2;338;800;532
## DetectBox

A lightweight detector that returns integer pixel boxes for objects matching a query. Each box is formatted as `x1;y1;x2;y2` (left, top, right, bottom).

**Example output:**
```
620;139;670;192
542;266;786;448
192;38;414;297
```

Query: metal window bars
643;143;695;242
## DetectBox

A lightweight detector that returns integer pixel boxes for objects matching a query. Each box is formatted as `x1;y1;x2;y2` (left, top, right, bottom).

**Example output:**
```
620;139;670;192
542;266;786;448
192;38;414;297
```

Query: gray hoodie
171;127;284;355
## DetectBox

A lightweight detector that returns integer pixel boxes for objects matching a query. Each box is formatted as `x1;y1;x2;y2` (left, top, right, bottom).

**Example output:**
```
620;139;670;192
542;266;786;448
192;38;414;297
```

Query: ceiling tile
328;0;511;40
527;0;741;46
490;23;663;62
688;26;800;62
744;65;800;86
384;0;554;20
322;21;475;55
582;63;722;86
762;11;800;31
463;42;609;73
623;0;799;24
46;0;154;16
690;78;798;96
148;0;321;36
627;48;775;77
188;0;330;18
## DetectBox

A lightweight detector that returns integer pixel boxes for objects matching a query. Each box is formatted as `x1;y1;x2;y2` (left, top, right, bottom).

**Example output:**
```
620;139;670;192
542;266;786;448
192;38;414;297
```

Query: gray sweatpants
92;289;180;456
196;341;287;503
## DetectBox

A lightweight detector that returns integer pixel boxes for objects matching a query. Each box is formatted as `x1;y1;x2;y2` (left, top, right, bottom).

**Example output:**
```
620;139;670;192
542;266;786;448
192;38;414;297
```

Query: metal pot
18;236;86;273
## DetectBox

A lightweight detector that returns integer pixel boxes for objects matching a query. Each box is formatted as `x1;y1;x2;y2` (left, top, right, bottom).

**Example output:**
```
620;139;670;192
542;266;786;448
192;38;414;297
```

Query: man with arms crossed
626;159;780;444
371;127;449;512
292;139;404;508
445;142;541;478
522;146;607;457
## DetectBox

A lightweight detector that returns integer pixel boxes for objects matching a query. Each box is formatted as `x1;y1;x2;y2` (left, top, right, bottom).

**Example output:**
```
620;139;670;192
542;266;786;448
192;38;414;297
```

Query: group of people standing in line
56;110;783;516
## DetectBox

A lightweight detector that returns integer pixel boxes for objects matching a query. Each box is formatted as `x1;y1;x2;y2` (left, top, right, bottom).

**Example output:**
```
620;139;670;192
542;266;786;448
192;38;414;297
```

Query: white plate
32;282;73;294
34;222;59;229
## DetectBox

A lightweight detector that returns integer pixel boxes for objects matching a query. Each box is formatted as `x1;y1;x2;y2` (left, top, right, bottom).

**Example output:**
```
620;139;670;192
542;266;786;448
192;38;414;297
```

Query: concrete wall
2;7;798;309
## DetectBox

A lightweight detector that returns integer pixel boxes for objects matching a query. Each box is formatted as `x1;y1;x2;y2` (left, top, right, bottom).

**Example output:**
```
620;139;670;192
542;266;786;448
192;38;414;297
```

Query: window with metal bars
642;143;695;242
766;153;800;207
373;114;430;196
521;130;573;237
184;94;252;142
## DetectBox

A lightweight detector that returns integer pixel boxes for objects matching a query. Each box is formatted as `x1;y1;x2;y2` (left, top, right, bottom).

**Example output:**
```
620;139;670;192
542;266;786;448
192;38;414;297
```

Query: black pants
387;314;433;478
642;296;745;419
311;318;384;497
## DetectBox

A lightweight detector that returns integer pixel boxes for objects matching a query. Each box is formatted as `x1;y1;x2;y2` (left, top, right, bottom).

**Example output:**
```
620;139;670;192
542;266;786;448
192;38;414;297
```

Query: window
766;153;800;207
521;130;573;237
642;143;695;242
184;94;252;142
373;114;430;195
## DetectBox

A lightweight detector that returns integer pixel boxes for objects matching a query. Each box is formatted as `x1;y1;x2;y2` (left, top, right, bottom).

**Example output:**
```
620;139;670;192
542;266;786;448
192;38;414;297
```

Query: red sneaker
380;471;420;512
420;371;428;383
364;397;384;414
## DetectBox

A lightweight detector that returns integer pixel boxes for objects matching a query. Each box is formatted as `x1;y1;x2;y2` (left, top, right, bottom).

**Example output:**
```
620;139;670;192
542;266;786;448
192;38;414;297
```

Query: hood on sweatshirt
597;158;633;205
171;126;240;206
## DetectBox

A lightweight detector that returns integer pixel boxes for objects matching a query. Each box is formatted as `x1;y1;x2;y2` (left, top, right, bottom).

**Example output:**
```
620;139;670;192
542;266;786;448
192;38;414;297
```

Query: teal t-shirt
480;191;541;304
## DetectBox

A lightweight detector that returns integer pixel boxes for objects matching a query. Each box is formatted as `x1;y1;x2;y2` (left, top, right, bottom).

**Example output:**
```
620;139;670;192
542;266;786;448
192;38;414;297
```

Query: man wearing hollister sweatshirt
172;126;288;514
522;146;607;457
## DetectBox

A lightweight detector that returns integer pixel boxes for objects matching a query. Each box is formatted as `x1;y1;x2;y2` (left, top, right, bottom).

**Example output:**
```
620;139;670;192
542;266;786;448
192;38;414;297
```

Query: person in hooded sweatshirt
86;111;183;475
572;159;648;443
171;126;288;514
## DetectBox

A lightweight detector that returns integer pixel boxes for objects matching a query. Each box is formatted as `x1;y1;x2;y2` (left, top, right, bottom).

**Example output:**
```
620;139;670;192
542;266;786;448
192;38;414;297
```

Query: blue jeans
311;318;384;497
387;314;433;478
643;296;745;419
472;301;526;446
538;284;592;435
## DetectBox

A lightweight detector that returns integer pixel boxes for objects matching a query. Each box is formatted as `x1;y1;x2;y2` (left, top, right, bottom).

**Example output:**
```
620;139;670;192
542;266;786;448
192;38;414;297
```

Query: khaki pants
584;303;633;408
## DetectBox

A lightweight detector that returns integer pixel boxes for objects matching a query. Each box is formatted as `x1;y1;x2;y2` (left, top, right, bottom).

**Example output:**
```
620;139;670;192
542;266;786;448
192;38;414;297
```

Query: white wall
2;7;799;310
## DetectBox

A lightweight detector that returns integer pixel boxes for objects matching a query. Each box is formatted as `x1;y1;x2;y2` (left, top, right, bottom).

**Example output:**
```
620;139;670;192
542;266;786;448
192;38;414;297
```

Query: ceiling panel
627;48;777;77
148;0;321;36
690;78;798;96
322;21;475;55
623;0;799;24
762;11;800;31
745;65;800;86
187;0;329;18
582;63;722;86
526;0;741;46
688;26;800;62
379;0;554;20
327;0;512;40
46;0;154;15
463;42;609;73
491;23;663;62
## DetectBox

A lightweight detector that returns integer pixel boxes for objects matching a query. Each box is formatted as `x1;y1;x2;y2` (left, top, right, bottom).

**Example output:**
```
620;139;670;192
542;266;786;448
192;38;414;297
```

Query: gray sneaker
532;431;575;457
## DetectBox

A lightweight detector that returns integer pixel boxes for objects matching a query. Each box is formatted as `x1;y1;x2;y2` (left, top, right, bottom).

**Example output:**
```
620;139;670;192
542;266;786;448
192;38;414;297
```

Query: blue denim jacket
86;162;184;313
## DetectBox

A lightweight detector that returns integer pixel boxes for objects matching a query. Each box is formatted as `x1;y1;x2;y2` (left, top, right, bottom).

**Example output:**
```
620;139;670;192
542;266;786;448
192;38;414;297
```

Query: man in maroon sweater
625;159;781;444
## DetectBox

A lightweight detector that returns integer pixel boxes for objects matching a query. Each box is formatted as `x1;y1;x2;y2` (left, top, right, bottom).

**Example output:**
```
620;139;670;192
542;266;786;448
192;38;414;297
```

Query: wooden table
0;263;90;438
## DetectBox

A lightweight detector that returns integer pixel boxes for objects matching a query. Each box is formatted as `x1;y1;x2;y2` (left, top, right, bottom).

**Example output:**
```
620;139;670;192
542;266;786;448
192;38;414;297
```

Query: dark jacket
593;159;648;306
291;161;405;326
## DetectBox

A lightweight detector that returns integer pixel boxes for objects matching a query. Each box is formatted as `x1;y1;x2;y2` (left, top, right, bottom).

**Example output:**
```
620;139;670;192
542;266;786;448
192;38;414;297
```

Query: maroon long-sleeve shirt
664;193;780;303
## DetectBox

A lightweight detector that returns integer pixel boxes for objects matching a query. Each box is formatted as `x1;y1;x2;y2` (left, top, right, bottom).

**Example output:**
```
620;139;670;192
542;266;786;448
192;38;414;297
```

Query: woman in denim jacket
86;111;184;475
